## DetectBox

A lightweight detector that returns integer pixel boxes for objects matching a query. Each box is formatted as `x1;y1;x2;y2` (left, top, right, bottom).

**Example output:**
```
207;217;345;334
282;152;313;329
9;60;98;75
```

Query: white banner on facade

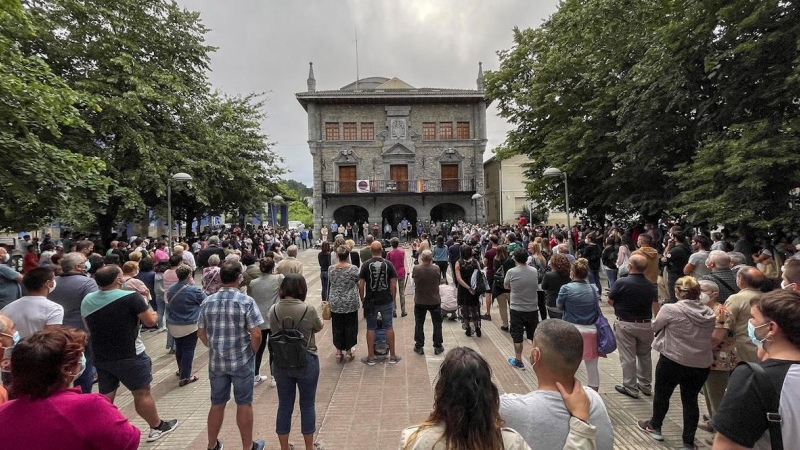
356;180;370;193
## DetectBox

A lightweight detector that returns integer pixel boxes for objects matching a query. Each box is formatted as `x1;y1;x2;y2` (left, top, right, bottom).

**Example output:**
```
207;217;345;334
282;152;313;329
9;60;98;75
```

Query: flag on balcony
417;180;424;193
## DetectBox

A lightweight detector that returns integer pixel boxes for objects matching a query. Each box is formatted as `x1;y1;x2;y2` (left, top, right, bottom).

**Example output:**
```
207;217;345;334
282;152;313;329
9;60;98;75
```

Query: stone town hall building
296;63;489;238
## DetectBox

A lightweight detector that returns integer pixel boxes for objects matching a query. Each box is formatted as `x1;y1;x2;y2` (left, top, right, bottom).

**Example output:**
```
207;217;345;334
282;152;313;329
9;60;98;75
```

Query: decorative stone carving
390;119;407;140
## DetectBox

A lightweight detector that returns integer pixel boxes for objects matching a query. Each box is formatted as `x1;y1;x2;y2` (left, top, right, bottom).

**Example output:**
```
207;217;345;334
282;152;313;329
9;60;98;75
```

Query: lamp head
542;167;563;178
172;172;193;182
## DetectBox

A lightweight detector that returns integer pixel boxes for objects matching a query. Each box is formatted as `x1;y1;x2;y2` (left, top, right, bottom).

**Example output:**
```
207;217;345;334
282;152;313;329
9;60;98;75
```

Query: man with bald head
700;250;739;303
607;254;659;398
358;241;400;365
726;266;765;363
500;319;614;449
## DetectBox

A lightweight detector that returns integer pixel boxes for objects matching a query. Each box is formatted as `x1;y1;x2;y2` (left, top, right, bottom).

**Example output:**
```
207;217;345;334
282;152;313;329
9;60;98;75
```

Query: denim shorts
209;359;255;406
365;302;394;330
96;352;153;394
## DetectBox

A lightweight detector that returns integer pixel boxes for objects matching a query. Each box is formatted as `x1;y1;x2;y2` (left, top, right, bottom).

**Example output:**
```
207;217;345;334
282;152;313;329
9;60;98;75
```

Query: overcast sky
176;0;560;186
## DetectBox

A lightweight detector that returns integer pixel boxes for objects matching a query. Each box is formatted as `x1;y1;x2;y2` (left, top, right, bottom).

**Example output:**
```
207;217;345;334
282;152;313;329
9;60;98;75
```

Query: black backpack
269;305;309;368
493;259;507;286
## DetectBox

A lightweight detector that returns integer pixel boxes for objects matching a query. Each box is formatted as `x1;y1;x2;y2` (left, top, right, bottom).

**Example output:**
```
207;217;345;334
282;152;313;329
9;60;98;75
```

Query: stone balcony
322;178;475;196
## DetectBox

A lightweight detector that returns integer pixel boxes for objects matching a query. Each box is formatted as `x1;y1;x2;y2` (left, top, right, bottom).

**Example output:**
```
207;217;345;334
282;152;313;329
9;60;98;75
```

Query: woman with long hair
557;258;601;391
492;245;514;331
541;253;572;320
250;256;283;387
318;241;332;303
400;347;596;450
328;245;360;363
616;235;632;277
455;245;482;337
528;242;548;321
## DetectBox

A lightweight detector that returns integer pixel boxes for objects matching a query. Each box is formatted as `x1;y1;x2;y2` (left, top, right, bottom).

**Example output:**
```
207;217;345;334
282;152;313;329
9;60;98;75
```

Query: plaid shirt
197;287;264;373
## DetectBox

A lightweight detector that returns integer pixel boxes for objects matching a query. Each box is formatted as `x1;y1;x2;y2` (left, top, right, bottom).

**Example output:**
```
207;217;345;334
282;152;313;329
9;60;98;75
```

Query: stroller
439;282;458;321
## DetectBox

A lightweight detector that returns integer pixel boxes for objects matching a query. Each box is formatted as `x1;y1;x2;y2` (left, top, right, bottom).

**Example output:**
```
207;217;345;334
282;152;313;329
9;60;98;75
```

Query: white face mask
1;254;8;263
699;292;712;304
48;279;57;294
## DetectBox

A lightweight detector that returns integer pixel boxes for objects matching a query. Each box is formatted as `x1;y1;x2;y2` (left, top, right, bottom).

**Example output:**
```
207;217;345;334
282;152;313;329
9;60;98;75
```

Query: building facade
483;154;533;225
296;63;489;238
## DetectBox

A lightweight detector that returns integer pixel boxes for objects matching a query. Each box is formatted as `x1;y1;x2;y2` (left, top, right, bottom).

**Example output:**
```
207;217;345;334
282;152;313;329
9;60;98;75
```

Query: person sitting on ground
500;320;614;450
0;328;140;449
403;346;598;450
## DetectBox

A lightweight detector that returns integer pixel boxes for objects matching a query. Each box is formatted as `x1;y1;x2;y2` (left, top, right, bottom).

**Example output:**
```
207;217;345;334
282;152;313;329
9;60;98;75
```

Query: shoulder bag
738;361;783;450
592;288;617;355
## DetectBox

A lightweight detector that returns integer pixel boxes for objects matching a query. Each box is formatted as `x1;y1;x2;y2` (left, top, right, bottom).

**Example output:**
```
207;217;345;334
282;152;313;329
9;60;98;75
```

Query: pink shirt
0;387;140;449
387;249;406;278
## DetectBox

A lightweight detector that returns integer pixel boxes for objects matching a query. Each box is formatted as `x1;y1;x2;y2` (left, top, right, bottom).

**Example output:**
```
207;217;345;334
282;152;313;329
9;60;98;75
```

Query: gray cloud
177;0;559;186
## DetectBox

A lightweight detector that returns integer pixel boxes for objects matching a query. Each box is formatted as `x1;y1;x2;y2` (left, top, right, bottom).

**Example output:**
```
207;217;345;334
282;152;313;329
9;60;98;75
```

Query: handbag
321;301;331;320
592;289;617;355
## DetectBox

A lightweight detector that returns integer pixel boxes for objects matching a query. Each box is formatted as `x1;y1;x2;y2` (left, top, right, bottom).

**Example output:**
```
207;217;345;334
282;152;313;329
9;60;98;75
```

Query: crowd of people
0;218;798;449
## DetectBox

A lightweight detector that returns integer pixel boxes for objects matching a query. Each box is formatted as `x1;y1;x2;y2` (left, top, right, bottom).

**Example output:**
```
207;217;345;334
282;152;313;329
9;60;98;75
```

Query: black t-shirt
83;291;150;363
359;257;397;306
666;243;691;276
541;271;572;308
712;359;800;448
448;244;461;263
607;273;658;320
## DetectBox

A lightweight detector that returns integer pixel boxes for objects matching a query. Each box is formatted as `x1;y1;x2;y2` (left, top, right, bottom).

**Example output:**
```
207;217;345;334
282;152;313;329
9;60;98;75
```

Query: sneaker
475;327;482;337
209;439;224;450
434;346;445;355
508;358;525;369
683;444;697;450
361;357;376;366
501;325;509;332
252;440;265;450
401;311;408;317
388;356;402;364
480;314;491;320
615;384;639;399
637;419;664;441
638;384;652;396
269;376;276;387
253;375;264;385
147;419;179;442
393;312;397;318
413;346;424;355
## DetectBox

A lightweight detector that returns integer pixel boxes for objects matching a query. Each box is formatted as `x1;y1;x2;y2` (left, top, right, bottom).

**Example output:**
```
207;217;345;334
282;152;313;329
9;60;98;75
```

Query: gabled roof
375;77;415;90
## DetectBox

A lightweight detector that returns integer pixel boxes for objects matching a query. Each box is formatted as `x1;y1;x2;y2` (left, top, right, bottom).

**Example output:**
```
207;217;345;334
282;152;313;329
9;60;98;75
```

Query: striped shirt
197;287;264;373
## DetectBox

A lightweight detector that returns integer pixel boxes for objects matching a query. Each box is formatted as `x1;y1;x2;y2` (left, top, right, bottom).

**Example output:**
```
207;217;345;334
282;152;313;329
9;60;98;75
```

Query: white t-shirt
1;296;64;338
500;387;614;450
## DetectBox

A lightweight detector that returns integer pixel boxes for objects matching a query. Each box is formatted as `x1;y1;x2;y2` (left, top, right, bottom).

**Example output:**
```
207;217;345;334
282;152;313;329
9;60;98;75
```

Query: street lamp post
471;193;483;224
272;195;284;228
168;172;193;255
543;167;572;254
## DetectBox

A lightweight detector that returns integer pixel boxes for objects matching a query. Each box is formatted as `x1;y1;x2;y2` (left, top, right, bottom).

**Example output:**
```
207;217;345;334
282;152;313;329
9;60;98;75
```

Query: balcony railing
322;178;474;195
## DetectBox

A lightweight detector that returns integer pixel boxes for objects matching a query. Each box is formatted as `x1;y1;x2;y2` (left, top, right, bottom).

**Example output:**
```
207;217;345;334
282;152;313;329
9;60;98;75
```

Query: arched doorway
381;204;417;238
333;205;370;230
430;203;466;223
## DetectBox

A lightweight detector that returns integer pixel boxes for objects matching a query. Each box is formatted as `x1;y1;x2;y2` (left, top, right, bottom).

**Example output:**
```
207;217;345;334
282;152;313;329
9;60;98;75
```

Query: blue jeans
174;330;198;380
156;294;166;329
274;353;320;436
604;269;617;290
588;270;602;296
320;271;329;301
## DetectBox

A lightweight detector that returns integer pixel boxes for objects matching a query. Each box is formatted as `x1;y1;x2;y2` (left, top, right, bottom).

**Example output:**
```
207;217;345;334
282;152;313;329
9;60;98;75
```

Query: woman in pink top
387;237;408;317
0;328;140;449
152;241;170;265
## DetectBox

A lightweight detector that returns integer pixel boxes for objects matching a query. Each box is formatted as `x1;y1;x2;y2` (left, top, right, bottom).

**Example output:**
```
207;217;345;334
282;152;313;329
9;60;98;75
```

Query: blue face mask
0;330;19;366
84;260;91;271
747;321;771;349
72;353;87;379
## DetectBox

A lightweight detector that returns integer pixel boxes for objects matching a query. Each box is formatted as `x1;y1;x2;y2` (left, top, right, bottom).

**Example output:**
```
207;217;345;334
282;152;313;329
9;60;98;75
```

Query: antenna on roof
355;29;360;90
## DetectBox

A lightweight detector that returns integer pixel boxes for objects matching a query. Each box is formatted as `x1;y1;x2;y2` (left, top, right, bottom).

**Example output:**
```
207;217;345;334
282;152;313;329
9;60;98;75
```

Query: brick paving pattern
111;248;714;449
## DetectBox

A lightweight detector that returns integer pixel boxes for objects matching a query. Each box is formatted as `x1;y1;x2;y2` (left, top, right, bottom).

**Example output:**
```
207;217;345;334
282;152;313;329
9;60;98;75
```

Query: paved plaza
114;248;714;449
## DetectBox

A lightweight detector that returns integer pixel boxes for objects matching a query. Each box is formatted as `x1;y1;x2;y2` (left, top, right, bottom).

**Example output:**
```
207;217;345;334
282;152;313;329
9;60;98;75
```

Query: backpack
464;260;488;295
586;244;602;269
493;259;507;286
269;305;309;369
602;247;618;270
528;256;548;283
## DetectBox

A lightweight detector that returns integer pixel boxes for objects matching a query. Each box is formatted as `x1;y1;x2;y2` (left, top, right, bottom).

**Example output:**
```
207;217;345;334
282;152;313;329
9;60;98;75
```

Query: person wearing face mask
1;267;63;339
637;276;716;449
48;252;98;394
0;313;18;403
0;246;22;309
0;328;140;449
711;289;800;449
780;258;800;292
725;267;765;364
697;280;738;435
499;319;614;450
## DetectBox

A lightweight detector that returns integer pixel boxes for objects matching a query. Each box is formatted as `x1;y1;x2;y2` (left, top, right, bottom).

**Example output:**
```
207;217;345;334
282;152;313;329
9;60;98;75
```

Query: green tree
0;0;105;230
24;0;215;239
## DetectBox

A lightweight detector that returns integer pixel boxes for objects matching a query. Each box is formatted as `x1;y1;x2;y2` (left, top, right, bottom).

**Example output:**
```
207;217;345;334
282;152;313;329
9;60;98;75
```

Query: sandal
335;353;343;363
388;356;402;365
179;375;199;387
175;371;180;377
345;352;354;362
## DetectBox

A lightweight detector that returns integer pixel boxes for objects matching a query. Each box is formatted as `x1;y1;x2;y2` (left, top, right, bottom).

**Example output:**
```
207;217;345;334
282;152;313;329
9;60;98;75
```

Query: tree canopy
0;0;284;236
485;0;800;230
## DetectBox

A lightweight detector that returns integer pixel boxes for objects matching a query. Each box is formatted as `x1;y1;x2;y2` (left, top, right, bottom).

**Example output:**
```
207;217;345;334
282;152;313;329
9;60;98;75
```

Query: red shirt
23;251;39;273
